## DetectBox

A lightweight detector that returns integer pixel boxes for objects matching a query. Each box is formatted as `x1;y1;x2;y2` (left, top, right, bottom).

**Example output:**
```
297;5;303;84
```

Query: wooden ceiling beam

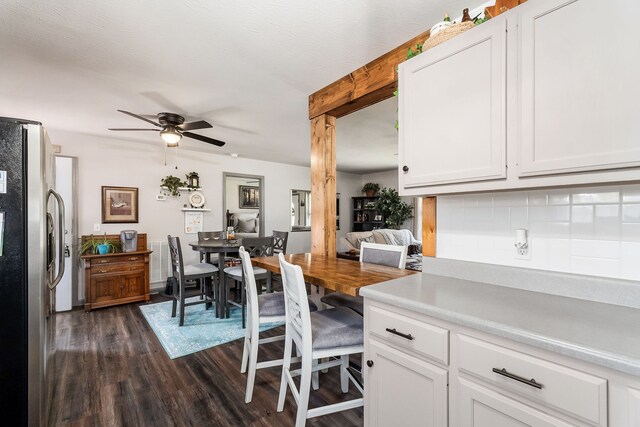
309;29;430;120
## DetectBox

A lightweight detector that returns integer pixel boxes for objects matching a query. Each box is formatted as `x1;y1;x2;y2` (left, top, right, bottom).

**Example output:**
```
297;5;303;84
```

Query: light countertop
360;272;640;377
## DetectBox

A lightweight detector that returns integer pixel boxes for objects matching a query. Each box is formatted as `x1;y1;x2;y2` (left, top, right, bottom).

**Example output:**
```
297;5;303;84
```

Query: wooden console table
81;233;151;311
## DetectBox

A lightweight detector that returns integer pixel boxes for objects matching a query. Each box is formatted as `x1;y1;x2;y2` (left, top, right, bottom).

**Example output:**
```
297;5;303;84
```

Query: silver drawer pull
492;367;543;389
385;327;414;341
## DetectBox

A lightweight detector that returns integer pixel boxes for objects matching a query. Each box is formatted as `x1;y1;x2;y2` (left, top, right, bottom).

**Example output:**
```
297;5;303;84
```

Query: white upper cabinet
518;0;640;177
398;0;640;196
399;17;507;188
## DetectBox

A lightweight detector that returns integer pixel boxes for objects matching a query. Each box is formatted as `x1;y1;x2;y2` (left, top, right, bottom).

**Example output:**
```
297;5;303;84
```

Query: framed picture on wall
102;186;139;223
239;185;259;209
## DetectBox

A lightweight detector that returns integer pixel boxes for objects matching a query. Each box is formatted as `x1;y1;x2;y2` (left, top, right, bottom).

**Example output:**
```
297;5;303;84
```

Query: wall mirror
223;173;264;237
291;189;311;232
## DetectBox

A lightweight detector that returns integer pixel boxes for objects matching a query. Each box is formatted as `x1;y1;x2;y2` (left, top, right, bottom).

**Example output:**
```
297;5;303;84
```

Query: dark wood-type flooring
48;294;363;426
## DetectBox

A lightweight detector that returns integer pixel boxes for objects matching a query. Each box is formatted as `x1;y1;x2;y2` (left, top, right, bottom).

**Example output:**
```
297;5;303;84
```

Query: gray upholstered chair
277;253;364;426
320;242;407;316
238;246;317;403
167;235;219;326
224;236;273;325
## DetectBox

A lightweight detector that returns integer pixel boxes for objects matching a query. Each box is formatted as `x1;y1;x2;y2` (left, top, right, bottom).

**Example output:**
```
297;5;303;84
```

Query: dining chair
238;246;318;403
197;231;225;263
272;230;289;254
167;235;219;326
224;236;273;325
320;242;408;316
277;253;364;427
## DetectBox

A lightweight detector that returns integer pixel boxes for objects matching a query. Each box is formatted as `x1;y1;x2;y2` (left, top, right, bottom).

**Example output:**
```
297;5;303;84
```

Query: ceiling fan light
160;126;182;146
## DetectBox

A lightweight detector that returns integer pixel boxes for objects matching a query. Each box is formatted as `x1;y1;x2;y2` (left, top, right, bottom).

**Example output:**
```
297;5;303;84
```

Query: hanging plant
161;175;186;197
374;187;413;229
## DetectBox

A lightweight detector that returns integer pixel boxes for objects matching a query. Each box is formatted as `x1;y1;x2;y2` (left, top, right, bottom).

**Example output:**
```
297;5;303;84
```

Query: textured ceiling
0;0;484;172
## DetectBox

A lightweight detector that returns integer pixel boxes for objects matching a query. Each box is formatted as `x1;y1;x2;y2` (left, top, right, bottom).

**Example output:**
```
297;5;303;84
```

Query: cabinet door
456;377;574;427
518;0;640;177
399;17;506;188
365;339;447;427
119;270;145;298
91;275;120;304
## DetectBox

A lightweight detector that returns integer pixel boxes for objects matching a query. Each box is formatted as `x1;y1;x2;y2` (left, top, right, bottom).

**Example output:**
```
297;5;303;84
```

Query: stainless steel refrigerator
0;117;65;426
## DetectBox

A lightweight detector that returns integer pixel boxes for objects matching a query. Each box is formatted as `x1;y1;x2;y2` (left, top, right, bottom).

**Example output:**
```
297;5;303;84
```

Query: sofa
338;229;422;255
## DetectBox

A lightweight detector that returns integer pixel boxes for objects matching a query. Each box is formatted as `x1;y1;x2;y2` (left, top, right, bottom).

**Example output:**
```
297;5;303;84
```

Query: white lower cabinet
366;339;448;427
364;299;640;426
456;377;573;427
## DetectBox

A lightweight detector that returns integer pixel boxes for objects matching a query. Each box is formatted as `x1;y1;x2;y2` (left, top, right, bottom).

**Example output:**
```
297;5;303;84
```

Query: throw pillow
354;235;374;249
237;218;256;233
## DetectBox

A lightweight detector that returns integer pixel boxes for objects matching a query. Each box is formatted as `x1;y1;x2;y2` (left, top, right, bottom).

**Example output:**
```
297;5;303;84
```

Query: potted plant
161;175;186;197
362;182;380;197
374;187;414;229
185;171;200;189
79;234;120;255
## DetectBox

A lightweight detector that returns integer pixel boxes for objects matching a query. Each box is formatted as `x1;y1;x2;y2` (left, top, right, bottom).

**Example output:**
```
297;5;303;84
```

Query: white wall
53;130;315;298
437;184;640;281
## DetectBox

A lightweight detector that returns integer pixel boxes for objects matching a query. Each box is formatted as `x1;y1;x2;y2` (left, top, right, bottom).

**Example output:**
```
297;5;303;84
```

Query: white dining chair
277;253;364;427
239;247;318;403
320;242;408;315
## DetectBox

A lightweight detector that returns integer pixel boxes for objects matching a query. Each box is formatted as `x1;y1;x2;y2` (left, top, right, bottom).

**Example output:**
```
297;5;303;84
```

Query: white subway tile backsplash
620;242;640;280
571;189;620;204
622;184;640;203
622;204;640;223
436;184;640;281
622;223;640;242
571;239;620;259
548;190;570;205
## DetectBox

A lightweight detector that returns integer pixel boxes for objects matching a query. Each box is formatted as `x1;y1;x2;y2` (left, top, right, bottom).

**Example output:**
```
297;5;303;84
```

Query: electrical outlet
93;223;101;232
515;239;531;260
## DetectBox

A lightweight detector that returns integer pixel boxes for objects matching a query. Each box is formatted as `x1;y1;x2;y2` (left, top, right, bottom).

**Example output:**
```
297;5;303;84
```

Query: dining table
251;253;417;297
189;238;243;318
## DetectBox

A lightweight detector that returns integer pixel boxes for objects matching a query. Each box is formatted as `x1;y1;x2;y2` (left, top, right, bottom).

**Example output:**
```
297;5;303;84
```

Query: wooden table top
251;253;417;297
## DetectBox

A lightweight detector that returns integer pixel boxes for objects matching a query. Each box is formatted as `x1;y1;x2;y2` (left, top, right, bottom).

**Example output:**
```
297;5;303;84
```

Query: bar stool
277;253;364;427
238;246;318;403
320;242;407;316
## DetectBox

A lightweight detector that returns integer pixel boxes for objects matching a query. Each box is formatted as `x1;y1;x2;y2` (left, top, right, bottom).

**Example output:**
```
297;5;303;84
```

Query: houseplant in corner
362;182;380;197
374;187;413;229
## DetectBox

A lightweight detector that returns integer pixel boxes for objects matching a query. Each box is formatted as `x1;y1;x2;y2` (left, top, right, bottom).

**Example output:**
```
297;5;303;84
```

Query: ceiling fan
108;110;226;147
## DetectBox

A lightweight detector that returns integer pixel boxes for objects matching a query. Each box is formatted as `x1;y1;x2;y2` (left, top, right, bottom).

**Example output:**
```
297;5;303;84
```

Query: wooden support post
310;114;337;256
422;197;436;257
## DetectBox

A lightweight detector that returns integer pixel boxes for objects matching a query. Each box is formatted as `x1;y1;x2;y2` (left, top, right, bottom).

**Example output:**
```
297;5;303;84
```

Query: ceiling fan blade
117;110;162;127
108;128;160;131
183;131;226;147
178;120;212;131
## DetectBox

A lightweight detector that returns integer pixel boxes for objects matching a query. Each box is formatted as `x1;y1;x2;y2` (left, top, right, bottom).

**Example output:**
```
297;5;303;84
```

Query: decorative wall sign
239;185;259;209
184;211;204;234
102;186;138;223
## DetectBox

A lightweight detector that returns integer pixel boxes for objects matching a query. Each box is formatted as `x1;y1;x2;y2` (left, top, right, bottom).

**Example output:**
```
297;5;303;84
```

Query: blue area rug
139;297;283;359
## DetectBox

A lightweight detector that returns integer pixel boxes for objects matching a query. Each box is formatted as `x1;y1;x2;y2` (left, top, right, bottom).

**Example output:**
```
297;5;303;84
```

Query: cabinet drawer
368;304;449;365
456;334;607;426
92;255;144;265
91;263;144;275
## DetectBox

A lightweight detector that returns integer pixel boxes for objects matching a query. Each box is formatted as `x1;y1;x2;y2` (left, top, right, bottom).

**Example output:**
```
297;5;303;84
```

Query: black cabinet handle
366;360;374;368
402;165;409;172
492;368;543;389
385;327;414;341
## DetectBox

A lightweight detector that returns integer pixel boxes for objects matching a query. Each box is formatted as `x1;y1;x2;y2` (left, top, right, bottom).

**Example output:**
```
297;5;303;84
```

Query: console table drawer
91;255;144;265
456;333;607;425
368;304;449;365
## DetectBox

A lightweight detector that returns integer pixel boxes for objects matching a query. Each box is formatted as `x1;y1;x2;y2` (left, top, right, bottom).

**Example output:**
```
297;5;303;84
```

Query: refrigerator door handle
48;189;66;290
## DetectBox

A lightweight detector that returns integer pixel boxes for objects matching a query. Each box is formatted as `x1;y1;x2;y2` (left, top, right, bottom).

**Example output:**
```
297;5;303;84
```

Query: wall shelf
160;186;202;192
181;208;210;212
